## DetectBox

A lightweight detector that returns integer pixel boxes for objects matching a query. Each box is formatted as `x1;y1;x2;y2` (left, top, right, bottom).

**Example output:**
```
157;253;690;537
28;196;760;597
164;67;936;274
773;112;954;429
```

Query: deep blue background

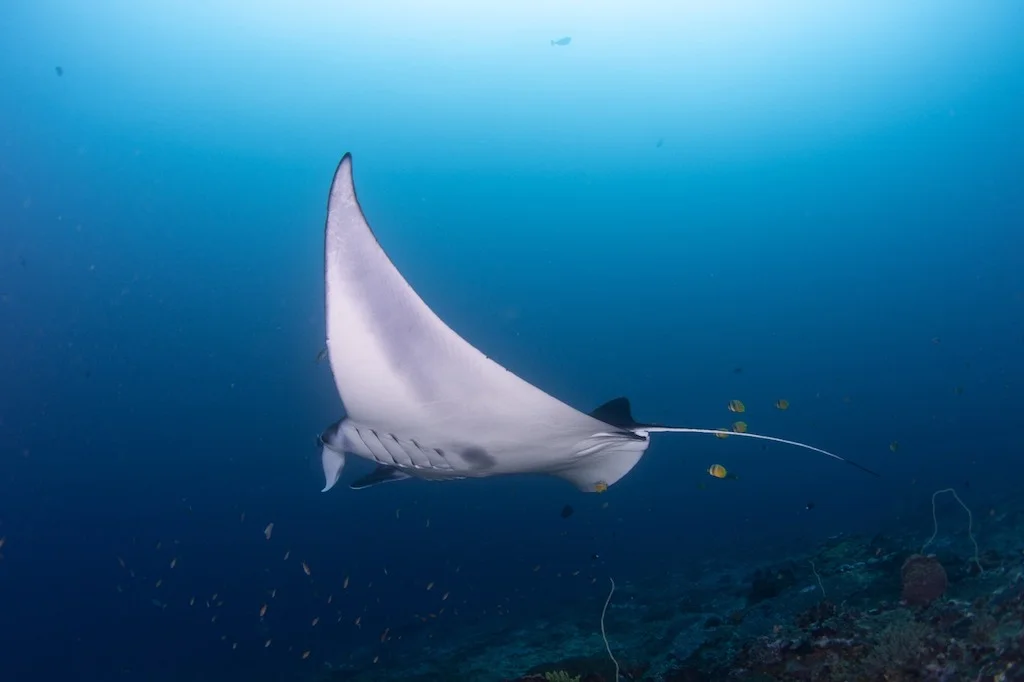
2;1;1023;680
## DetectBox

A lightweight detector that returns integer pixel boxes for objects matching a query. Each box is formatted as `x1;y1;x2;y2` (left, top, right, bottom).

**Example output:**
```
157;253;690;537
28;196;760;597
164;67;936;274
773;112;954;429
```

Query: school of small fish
103;504;528;666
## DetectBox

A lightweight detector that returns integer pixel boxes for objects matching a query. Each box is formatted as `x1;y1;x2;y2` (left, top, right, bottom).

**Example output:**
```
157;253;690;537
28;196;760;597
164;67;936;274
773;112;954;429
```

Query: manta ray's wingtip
333;152;358;186
332;153;354;186
326;153;360;223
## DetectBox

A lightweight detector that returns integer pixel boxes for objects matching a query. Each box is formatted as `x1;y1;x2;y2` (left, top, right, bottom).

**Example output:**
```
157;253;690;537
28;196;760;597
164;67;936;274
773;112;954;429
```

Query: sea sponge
901;554;947;605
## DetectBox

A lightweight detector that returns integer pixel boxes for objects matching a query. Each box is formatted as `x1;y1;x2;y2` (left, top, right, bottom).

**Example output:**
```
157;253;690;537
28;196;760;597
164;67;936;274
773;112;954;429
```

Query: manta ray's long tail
644;426;880;477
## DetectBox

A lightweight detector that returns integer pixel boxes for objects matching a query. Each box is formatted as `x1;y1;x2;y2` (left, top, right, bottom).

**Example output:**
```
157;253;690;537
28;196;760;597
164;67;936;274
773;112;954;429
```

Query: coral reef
316;491;1024;682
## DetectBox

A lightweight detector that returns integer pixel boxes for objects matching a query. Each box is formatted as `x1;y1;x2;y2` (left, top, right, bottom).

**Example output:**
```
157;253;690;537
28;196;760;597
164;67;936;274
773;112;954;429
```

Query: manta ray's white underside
317;154;877;493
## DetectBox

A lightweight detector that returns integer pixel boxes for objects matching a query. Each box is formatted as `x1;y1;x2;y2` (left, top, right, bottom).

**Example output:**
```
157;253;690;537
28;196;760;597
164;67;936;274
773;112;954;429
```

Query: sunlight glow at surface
5;0;1021;167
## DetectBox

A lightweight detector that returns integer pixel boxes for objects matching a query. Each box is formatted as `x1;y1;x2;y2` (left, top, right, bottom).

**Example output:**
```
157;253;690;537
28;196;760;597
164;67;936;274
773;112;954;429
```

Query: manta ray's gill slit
377;431;416;467
355;429;396;465
352;426;454;470
409;438;449;468
361;428;412;467
391;433;432;468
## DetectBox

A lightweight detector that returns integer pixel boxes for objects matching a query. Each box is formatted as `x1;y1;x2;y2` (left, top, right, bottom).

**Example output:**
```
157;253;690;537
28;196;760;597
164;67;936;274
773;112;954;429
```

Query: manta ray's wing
323;154;638;489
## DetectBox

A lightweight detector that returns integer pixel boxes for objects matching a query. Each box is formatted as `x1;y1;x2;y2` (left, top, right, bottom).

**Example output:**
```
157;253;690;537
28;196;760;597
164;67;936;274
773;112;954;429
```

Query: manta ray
317;154;878;493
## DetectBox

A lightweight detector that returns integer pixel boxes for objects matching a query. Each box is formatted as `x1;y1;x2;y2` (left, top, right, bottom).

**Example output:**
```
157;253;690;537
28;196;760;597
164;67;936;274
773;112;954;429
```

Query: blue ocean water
2;1;1023;680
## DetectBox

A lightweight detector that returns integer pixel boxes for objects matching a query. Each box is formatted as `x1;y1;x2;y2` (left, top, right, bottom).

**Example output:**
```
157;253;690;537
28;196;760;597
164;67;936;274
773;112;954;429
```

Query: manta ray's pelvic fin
350;464;414;490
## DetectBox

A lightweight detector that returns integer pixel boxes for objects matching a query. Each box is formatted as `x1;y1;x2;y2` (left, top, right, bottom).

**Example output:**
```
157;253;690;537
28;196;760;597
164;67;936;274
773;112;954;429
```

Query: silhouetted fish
560;504;574;519
551;37;571;46
55;66;63;76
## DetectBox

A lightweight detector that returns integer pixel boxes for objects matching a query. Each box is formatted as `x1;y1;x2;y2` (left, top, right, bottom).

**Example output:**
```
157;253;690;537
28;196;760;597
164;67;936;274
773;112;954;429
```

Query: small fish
316;346;328;363
189;597;195;606
302;561;311;576
354;616;362;627
727;399;745;413
155;579;162;588
560;504;574;519
889;441;900;453
707;464;737;480
311;616;319;626
774;399;790;410
264;523;274;540
265;639;272;648
260;604;267;618
714;428;730;439
55;66;63;76
731;421;748;434
302;650;311;660
283;550;290;560
551;36;571;46
656;137;664;148
594;481;608;493
343;576;349;589
169;557;177;569
426;581;434;591
380;627;389;642
442;591;449;601
805;501;815;511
